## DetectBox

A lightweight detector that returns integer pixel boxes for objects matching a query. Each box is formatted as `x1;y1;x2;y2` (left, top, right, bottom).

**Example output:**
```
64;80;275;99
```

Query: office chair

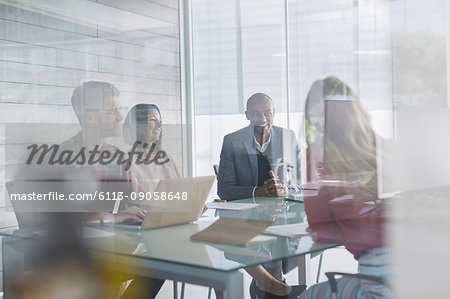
325;272;389;299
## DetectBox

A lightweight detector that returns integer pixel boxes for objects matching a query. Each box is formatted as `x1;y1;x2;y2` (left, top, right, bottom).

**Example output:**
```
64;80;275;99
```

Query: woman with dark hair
119;104;180;299
123;103;180;196
303;77;390;298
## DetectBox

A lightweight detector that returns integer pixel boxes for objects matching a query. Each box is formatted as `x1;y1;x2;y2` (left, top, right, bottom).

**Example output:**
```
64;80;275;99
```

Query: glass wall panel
192;0;396;182
192;0;289;179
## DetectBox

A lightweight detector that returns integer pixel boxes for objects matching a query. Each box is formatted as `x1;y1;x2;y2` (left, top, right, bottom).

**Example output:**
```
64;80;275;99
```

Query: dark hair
123;104;161;147
71;81;120;124
246;93;273;110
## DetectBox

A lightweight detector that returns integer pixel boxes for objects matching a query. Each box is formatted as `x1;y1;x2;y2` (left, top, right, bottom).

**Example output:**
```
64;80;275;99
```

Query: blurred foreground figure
6;210;119;299
303;77;391;298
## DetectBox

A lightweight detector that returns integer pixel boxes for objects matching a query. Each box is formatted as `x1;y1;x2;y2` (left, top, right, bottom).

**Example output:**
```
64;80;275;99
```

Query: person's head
71;81;122;137
123;104;162;147
322;76;359;101
245;93;275;137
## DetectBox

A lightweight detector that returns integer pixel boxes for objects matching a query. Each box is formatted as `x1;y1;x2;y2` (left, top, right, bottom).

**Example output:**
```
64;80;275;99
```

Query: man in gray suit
218;93;301;201
217;93;303;293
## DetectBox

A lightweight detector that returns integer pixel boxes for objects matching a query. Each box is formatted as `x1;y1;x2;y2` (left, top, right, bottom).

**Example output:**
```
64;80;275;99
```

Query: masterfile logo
26;141;170;171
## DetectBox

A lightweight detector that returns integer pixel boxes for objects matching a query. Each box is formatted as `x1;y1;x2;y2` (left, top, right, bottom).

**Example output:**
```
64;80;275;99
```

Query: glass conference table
1;197;338;299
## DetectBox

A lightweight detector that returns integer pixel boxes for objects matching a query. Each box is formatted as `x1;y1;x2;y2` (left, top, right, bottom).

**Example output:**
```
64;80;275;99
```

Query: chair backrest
213;164;219;176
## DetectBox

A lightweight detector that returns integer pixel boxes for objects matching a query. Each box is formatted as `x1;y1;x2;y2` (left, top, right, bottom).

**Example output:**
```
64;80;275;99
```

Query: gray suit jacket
218;125;301;201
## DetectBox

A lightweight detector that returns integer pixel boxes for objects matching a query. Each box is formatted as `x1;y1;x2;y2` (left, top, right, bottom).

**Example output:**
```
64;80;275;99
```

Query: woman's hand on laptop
113;206;147;224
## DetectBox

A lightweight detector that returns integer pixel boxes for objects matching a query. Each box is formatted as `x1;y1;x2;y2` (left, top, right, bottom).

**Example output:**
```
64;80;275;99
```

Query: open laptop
116;175;215;230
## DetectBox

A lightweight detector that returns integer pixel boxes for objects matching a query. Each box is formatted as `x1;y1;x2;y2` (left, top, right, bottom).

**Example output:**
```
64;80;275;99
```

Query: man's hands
113;206;147;224
254;170;287;197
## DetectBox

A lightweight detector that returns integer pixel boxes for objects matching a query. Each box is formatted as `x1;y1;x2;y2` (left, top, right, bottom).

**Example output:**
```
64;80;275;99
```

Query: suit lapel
243;125;258;185
270;127;282;162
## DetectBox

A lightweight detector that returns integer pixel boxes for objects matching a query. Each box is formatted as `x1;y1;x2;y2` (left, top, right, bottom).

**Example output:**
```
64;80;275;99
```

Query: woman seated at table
119;103;184;299
122;103;180;194
303;77;390;298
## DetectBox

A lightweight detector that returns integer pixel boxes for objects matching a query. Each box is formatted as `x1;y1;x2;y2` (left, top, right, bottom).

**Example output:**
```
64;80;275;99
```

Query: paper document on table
263;222;311;238
191;217;274;246
206;202;260;210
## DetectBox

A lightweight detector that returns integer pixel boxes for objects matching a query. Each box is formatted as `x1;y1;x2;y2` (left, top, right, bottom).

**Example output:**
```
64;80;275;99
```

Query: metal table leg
298;253;312;299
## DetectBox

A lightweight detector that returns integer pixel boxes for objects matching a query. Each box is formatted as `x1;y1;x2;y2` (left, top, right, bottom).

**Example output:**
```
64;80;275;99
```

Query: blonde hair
323;77;376;173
